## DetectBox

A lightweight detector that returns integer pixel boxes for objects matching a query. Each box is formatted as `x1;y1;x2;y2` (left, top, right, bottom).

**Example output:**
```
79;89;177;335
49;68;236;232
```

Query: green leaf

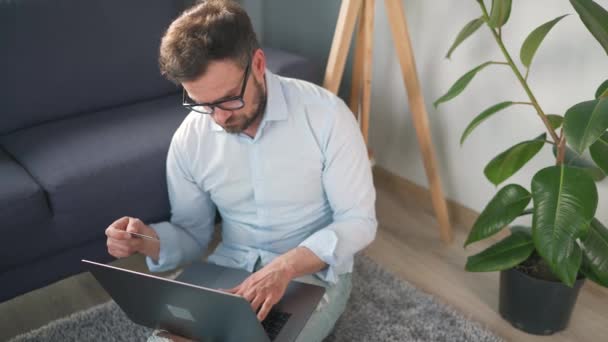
434;62;493;108
466;231;535;272
488;0;512;29
547;114;564;130
596;79;608;99
465;184;531;247
552;144;606;181
460;101;514;145
518;208;534;217
531;165;598;286
564;98;608;154
510;225;532;236
581;258;607;286
446;18;484;59
590;131;608;175
570;0;608;55
484;133;547;186
520;15;568;68
580;218;608;287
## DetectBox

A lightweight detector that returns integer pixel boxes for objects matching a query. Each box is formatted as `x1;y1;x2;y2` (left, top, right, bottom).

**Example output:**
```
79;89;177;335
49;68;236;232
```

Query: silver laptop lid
82;259;270;342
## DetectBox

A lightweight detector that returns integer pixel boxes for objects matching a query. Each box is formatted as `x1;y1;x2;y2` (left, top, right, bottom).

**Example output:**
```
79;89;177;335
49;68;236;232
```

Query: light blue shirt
146;70;377;284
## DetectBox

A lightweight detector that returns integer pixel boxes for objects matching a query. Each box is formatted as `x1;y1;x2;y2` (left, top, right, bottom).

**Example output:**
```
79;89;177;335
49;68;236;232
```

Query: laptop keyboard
261;310;292;341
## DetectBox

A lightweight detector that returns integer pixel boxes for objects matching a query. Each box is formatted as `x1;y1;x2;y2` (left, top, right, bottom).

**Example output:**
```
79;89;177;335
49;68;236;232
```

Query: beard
223;78;267;134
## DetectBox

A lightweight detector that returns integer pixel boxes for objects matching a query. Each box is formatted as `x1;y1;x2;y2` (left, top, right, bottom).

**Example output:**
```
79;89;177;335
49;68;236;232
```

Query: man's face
182;53;267;134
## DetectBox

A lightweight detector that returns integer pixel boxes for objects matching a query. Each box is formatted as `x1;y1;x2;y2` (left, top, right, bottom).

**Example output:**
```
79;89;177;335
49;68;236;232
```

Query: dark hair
159;0;259;84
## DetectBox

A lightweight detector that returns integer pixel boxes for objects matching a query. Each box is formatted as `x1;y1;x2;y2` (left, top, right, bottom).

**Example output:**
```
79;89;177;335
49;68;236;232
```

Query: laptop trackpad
176;262;251;289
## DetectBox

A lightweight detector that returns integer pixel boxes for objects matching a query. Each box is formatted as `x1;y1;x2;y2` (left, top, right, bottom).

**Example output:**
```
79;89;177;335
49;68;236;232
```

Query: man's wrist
139;226;160;261
274;253;298;281
277;246;326;280
141;240;160;262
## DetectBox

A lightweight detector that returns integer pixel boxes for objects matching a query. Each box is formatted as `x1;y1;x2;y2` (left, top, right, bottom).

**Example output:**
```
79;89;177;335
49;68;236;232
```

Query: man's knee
147;330;194;342
295;273;352;342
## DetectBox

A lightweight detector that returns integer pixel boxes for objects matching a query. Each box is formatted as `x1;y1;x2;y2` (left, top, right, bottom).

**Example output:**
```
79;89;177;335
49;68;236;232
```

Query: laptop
82;259;326;342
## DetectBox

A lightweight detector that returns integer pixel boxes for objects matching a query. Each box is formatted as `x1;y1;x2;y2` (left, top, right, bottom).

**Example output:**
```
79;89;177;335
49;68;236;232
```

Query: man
104;0;377;341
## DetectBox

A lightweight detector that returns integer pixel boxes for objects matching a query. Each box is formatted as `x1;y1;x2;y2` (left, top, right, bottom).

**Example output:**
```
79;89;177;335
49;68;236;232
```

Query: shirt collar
263;69;288;122
210;69;287;132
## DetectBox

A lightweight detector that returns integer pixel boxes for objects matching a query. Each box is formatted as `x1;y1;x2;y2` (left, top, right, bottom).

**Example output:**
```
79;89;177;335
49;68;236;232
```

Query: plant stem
556;128;566;165
512;101;534;106
476;1;560;145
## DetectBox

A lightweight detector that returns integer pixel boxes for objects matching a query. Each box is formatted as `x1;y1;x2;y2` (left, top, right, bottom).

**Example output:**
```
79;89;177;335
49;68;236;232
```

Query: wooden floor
1;167;606;341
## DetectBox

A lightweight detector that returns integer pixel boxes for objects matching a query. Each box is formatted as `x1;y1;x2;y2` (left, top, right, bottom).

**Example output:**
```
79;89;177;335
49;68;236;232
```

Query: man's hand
105;216;160;261
154;331;196;342
226;247;327;321
225;257;295;321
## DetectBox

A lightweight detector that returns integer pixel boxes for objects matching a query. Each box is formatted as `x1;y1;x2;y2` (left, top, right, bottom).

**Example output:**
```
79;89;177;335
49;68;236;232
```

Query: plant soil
515;253;563;282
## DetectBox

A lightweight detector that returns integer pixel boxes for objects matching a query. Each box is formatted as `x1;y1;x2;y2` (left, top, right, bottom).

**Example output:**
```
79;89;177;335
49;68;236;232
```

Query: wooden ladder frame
323;0;453;243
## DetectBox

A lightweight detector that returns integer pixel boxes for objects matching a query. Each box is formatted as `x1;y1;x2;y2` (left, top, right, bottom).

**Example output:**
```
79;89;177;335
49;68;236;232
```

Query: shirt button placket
251;143;265;222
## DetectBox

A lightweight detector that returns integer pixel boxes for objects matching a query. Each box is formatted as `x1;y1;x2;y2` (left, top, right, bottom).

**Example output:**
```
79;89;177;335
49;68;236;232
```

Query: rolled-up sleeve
146;133;216;272
299;98;377;283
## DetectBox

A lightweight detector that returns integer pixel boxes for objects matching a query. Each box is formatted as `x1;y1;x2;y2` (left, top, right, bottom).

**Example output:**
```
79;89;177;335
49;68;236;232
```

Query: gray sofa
0;0;321;303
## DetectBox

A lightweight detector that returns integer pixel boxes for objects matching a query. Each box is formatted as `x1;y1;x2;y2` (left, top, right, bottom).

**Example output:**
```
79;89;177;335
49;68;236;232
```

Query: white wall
367;0;608;226
251;0;608;226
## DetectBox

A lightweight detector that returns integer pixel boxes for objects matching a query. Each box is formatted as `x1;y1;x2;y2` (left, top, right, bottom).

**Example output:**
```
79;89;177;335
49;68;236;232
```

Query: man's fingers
107;238;140;254
126;217;143;234
234;277;258;296
224;285;240;294
251;294;265;313
108;247;129;258
257;298;274;321
107;239;129;253
156;331;195;342
105;216;147;259
109;216;130;231
110;249;128;258
243;287;257;302
105;226;131;240
106;216;144;239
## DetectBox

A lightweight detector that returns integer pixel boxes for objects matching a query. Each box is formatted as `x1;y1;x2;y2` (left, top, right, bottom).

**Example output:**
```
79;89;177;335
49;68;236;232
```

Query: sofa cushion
264;47;323;85
0;236;112;303
0;0;185;134
0;148;50;228
0;95;187;269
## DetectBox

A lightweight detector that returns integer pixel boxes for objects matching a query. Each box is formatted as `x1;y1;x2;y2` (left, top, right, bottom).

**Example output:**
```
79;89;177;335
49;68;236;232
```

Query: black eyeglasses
182;60;251;115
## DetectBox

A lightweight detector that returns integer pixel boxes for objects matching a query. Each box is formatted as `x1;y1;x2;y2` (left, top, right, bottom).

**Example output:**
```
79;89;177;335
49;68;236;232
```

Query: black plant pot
499;267;585;335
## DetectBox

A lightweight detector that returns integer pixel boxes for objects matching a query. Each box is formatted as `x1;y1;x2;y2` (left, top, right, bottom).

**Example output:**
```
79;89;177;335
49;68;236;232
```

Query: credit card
128;231;159;241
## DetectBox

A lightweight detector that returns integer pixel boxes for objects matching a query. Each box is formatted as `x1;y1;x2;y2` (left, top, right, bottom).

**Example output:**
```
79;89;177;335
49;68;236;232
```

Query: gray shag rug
9;256;503;342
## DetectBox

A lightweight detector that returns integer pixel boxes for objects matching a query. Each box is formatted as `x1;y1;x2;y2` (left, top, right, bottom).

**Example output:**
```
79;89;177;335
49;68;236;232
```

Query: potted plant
434;0;608;336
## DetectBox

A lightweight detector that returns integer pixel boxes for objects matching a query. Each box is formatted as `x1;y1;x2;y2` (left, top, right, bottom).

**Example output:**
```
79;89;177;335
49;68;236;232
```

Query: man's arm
104;129;216;270
297;97;378;283
145;131;217;272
